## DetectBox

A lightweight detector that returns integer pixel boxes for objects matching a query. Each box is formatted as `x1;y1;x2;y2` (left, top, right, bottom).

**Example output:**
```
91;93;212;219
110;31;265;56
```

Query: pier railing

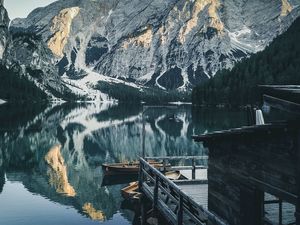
145;156;208;179
139;157;227;225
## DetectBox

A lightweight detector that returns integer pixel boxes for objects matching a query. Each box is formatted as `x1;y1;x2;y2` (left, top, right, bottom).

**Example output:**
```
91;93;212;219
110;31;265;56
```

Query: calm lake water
0;103;283;225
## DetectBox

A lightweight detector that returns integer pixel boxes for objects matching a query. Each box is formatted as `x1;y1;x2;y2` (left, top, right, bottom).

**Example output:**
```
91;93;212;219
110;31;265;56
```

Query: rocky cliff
0;1;82;102
0;0;9;60
3;0;300;100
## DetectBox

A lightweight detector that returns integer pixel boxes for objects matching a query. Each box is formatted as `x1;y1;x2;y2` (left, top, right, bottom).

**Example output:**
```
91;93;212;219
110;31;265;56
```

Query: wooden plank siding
193;123;300;225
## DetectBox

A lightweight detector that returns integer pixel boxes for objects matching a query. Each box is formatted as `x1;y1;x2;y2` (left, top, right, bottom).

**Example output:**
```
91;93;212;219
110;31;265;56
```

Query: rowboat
102;161;169;175
121;181;139;200
165;170;188;180
121;171;187;200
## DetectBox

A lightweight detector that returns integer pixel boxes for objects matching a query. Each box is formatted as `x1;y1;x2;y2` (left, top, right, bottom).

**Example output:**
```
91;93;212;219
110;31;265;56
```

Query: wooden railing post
139;159;146;225
279;199;282;225
163;159;167;173
139;158;143;191
296;130;300;225
192;158;196;180
153;175;159;215
177;195;183;225
141;194;147;225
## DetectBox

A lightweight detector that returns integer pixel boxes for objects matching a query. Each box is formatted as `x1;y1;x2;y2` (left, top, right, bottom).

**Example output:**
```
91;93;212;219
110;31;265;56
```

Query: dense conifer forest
0;65;48;102
192;17;300;106
97;81;191;103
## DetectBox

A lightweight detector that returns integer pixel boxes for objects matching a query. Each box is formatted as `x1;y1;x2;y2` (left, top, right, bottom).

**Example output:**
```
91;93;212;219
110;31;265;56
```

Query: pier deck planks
176;183;208;210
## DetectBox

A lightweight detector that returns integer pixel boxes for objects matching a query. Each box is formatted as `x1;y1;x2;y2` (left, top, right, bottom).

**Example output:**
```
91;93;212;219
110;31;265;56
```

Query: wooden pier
138;157;227;225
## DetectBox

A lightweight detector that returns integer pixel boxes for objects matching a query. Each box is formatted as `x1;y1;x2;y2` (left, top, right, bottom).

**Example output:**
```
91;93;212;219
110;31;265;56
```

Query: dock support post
279;199;282;225
240;186;264;225
142;118;146;158
153;175;159;217
192;158;196;180
140;195;147;225
138;159;143;191
296;130;300;225
163;159;167;173
177;195;183;225
139;159;147;225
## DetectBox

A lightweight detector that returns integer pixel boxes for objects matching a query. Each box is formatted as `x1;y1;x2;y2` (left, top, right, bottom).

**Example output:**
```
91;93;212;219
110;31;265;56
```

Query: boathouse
192;85;300;225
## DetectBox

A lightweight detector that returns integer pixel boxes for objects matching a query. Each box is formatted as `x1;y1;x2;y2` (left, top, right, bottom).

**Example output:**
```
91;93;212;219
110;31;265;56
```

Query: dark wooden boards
194;122;300;225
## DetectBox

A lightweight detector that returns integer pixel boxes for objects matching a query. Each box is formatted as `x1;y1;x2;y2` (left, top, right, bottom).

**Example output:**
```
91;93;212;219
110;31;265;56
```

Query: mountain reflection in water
0;103;247;225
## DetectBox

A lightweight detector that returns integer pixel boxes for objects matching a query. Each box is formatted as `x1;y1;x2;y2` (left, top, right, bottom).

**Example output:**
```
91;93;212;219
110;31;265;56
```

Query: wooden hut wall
204;127;299;225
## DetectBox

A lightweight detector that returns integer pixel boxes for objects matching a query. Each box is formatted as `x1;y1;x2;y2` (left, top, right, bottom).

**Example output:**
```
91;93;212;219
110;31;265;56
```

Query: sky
4;0;57;19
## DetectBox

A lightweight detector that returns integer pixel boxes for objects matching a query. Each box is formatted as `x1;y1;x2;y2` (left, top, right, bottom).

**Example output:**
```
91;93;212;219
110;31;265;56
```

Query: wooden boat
121;182;139;200
102;161;169;175
165;170;188;180
121;171;187;200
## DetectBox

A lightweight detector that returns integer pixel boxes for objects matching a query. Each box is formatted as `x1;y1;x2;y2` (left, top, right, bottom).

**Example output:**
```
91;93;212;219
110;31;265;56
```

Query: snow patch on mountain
62;70;111;102
227;26;264;53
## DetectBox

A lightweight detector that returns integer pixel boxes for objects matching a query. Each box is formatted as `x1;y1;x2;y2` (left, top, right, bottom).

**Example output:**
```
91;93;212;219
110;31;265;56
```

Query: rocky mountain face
0;1;78;101
0;0;9;60
2;0;300;100
3;32;76;100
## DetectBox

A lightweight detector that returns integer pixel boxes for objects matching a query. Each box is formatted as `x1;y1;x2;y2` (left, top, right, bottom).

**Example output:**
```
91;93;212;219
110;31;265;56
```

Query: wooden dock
138;158;227;225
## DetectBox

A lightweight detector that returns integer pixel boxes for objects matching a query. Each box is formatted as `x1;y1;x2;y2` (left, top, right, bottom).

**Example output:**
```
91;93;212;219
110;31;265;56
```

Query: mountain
2;0;300;102
0;2;79;102
0;3;48;102
0;0;9;60
192;15;300;106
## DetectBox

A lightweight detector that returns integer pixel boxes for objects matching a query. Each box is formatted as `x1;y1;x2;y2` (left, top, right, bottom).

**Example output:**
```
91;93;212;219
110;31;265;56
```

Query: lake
0;103;283;225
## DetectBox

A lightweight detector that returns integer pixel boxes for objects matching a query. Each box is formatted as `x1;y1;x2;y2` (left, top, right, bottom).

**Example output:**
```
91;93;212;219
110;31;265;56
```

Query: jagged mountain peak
2;0;300;102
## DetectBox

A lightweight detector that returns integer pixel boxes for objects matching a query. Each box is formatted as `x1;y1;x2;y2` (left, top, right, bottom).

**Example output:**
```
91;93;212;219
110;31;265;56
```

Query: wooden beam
172;165;207;170
153;175;159;216
177;195;183;225
240;186;264;225
140;194;147;225
263;94;300;114
296;130;300;224
192;158;196;180
174;180;208;185
247;177;297;205
146;156;208;160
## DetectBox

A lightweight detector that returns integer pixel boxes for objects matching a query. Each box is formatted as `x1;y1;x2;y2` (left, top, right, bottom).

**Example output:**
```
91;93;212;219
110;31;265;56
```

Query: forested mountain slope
192;16;300;106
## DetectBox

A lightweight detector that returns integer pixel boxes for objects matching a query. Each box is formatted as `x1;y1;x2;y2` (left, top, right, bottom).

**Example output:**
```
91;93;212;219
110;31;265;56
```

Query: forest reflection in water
1;102;280;225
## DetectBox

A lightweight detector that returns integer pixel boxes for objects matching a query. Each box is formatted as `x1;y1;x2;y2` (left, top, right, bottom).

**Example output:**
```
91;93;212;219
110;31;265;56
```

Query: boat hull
102;161;169;175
